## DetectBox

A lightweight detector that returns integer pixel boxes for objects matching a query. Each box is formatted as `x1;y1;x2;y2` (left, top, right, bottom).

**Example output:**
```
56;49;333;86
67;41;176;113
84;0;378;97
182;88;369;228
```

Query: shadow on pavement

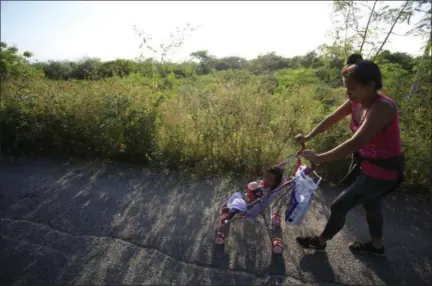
0;158;275;285
299;251;337;284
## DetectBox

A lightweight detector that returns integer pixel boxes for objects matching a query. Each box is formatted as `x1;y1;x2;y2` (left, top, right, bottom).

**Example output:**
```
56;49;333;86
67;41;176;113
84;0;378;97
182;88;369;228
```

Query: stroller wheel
272;238;284;254
215;232;225;245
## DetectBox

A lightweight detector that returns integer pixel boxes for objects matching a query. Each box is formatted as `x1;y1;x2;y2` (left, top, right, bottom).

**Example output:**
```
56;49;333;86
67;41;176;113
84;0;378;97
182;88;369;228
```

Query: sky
0;1;427;63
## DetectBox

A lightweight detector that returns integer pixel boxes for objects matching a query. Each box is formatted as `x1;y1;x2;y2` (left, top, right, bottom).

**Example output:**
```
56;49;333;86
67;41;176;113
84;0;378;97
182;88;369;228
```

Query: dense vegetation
1;1;431;191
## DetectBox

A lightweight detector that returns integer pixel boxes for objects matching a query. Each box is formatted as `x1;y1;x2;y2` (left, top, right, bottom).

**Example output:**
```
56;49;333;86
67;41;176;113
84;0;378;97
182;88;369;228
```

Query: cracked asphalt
1;157;431;285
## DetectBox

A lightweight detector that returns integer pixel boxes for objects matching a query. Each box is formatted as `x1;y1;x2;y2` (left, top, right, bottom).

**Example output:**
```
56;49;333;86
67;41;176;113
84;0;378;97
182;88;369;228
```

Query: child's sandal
272;238;284;254
272;213;281;226
215;232;225;244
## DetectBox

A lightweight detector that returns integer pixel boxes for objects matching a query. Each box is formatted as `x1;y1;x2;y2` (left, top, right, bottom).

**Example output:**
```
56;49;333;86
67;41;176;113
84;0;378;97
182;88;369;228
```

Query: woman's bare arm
306;99;351;140
319;100;395;162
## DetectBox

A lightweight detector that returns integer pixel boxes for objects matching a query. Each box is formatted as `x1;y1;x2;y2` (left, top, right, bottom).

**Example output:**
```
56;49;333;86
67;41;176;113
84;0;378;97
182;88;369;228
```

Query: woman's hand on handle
293;140;319;172
294;144;319;174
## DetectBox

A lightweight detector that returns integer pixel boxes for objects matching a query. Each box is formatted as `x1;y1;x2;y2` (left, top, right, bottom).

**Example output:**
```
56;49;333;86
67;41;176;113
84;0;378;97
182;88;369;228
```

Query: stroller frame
214;145;322;253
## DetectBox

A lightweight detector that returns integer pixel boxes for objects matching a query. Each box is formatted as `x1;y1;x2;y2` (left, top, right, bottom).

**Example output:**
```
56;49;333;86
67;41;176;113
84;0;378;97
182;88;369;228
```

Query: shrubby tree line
0;41;428;86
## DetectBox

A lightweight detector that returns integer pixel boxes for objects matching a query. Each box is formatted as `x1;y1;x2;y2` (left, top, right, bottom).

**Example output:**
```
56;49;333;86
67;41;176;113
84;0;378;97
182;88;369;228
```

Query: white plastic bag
285;165;320;225
226;192;248;212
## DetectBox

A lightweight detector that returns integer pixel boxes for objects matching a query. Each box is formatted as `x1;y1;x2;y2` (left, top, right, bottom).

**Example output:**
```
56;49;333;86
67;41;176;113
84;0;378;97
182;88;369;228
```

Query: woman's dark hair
266;166;284;189
346;54;363;65
341;60;383;90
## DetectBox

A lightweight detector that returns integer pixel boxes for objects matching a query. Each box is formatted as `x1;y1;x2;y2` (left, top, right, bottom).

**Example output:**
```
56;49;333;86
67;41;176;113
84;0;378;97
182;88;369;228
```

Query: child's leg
215;204;233;244
218;204;229;226
271;224;285;254
270;196;286;253
271;196;285;227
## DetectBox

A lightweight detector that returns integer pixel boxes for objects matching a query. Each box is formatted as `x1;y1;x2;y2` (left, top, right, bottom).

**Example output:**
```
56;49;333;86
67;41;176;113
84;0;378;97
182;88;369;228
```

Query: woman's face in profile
342;76;369;103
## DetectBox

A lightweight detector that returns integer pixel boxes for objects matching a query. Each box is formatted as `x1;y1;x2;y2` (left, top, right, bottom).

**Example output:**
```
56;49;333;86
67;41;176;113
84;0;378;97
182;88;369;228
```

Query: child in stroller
215;165;291;255
219;166;284;224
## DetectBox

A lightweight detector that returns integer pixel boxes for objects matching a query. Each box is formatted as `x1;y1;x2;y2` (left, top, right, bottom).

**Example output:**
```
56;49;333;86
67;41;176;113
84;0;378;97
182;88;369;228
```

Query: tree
300;51;320;68
134;23;199;86
40;61;75;80
330;1;429;60
373;1;412;60
214;56;248;71
23;51;33;58
375;50;415;71
331;0;365;59
0;42;43;80
247;52;290;74
359;0;378;53
70;58;103;80
406;0;432;40
190;50;216;75
408;36;431;98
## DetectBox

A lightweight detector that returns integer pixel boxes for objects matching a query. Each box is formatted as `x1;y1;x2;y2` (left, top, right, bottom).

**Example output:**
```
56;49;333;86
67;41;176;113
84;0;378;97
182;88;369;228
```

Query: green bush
1;77;158;164
0;42;44;80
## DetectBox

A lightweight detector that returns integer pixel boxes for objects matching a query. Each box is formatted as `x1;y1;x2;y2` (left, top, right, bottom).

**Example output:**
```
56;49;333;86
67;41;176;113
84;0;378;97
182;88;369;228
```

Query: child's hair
346;53;363;65
266;165;284;189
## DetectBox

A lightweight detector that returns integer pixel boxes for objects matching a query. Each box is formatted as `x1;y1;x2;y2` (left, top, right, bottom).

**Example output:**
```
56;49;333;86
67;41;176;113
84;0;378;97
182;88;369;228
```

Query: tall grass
1;69;430;190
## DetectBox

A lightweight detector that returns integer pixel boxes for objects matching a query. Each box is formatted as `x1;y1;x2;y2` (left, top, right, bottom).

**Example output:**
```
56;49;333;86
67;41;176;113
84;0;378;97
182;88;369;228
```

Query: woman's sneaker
349;241;385;256
296;235;326;251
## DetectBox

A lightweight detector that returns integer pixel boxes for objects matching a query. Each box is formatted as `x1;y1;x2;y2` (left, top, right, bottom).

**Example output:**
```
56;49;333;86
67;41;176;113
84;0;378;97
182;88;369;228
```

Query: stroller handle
279;143;318;177
296;143;306;156
282;143;321;185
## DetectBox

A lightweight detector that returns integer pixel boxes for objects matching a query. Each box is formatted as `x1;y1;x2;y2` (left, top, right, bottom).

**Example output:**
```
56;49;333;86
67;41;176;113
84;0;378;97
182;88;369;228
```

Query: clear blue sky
1;1;426;63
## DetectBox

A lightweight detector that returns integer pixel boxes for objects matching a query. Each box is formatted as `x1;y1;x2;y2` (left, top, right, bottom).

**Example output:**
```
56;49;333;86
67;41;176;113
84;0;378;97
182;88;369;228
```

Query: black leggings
321;175;397;240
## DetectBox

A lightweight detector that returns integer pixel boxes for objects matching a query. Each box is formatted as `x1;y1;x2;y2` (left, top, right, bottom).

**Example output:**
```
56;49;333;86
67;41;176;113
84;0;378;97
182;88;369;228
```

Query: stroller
214;144;322;254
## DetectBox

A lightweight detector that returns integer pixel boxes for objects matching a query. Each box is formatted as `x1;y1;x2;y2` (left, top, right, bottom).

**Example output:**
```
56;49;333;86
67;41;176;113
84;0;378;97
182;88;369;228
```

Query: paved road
1;157;431;285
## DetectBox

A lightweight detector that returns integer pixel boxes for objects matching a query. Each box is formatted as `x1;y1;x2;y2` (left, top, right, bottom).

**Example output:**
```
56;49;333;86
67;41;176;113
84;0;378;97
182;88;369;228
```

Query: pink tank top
350;94;402;181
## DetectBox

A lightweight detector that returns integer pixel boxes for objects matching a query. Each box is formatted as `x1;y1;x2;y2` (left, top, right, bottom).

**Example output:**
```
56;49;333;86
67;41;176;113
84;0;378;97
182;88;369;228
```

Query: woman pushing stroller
296;57;405;256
